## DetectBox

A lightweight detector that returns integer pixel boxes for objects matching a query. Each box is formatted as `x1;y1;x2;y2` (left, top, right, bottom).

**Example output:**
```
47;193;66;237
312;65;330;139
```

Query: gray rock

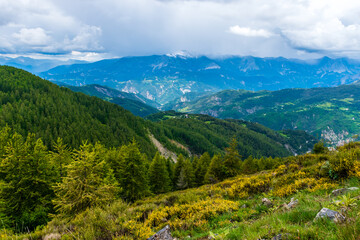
331;187;359;197
43;234;61;240
314;208;345;223
241;204;247;208
331;188;348;197
286;198;298;209
262;198;273;207
271;234;283;240
147;225;173;240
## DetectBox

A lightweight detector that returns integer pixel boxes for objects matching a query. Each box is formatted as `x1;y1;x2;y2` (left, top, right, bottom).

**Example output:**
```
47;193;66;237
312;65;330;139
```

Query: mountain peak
166;50;194;59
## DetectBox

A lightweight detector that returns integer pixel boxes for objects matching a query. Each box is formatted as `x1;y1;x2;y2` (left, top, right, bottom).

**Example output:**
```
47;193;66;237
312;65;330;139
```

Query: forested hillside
0;66;315;158
168;86;360;145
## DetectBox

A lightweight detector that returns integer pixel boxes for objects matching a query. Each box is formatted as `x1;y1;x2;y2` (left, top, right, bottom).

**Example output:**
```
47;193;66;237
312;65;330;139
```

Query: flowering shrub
146;199;239;230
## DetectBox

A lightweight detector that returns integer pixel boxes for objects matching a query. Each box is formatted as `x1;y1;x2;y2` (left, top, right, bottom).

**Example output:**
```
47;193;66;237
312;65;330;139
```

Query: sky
1;0;360;61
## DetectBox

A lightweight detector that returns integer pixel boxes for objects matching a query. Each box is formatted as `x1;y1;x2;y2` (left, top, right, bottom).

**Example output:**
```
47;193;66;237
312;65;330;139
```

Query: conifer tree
53;142;118;217
195;152;211;186
204;155;226;184
242;156;257;174
174;155;195;190
0;132;55;230
174;154;185;187
223;138;242;177
166;157;175;189
117;141;150;202
149;152;171;194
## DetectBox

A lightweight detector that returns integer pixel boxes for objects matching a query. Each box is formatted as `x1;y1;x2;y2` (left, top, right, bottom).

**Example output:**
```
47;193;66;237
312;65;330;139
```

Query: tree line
0;126;283;233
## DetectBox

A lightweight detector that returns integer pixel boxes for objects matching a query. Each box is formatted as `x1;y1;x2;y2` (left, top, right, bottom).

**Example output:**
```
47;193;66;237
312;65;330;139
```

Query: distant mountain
67;84;159;117
0;66;315;158
40;54;360;104
0;56;86;73
168;85;360;146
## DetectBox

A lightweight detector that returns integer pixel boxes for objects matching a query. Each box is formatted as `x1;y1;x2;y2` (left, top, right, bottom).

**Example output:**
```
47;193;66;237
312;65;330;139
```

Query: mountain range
40;54;360;105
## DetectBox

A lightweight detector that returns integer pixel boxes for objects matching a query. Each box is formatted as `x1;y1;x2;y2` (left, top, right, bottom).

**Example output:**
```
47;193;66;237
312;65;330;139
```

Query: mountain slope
146;111;316;157
168;85;360;145
40;55;360;104
0;66;315;158
67;84;159;117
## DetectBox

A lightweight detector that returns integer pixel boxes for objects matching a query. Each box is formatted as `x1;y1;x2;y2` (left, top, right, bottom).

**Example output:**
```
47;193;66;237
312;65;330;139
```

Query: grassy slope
169;86;360;144
9;144;360;240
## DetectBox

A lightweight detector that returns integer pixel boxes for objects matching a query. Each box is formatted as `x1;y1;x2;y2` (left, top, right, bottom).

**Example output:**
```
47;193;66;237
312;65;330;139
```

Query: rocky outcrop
331;187;359;197
314;208;345;223
147;225;173;240
285;198;298;209
262;198;273;207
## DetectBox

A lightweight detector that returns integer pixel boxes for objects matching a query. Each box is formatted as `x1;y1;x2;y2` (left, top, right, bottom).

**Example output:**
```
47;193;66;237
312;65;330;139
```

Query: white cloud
2;0;360;59
13;27;51;45
229;26;273;38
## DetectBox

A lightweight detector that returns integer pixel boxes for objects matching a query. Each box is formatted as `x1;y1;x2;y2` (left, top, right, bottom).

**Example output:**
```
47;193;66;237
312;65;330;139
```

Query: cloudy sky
1;0;360;61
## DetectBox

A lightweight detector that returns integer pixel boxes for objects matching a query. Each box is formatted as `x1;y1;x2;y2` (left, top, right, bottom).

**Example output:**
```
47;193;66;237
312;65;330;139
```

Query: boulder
314;208;345;223
331;187;359;197
262;198;273;207
43;233;61;240
286;198;298;209
331;188;347;197
147;225;173;240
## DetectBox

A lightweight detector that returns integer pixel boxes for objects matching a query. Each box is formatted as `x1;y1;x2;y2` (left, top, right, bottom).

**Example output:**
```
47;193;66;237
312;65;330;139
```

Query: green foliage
204;155;226;184
174;155;195;190
117;141;150;202
194;152;211;186
223;138;242;177
313;142;327;154
0;129;55;231
149;152;172;194
53;142;118;218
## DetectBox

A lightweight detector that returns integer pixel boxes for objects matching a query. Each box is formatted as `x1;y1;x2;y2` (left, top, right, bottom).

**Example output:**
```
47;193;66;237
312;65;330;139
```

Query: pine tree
174;154;185;187
223;138;242;177
204;155;226;184
0;132;55;230
174;155;195;190
242;156;257;174
149;152;171;194
166;157;175;189
194;152;211;186
118;141;150;202
53;142;118;218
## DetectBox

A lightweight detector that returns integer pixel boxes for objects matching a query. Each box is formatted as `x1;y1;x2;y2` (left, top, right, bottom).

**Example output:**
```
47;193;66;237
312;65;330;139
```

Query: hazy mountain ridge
40;55;360;105
67;84;160;117
0;56;87;73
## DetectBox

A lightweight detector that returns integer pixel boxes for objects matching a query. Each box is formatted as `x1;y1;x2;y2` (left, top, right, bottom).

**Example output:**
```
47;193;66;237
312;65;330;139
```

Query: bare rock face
262;198;273;207
314;208;345;223
147;225;173;240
